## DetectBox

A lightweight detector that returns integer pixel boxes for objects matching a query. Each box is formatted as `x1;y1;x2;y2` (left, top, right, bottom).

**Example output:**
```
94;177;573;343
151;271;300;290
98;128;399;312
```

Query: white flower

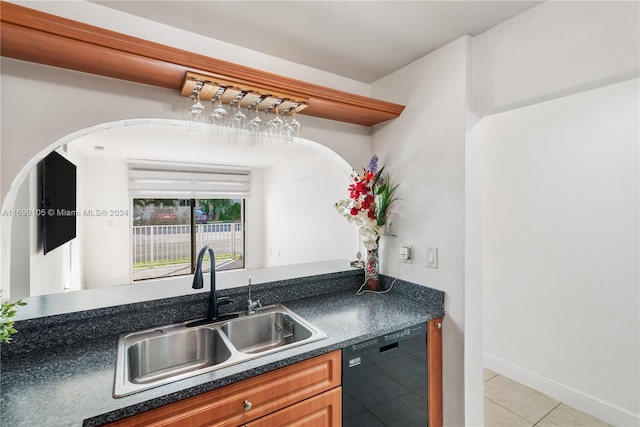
335;196;382;251
363;238;378;251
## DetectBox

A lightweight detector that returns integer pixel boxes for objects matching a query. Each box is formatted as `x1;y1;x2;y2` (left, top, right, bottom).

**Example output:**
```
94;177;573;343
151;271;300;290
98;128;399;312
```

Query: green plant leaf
0;290;26;345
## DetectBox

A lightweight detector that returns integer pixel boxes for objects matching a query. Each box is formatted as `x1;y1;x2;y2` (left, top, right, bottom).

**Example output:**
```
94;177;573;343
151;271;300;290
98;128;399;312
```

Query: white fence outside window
132;223;244;280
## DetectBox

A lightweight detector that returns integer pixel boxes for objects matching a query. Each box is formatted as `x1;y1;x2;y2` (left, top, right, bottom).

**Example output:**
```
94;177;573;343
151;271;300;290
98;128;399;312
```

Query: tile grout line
485;395;537;425
532;402;562;426
484;373;499;383
484;370;612;427
485;373;563;426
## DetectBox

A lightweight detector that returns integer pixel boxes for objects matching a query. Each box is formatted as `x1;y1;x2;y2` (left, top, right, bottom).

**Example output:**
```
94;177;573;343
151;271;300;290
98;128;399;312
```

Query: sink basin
127;327;231;385
114;304;326;397
221;311;313;354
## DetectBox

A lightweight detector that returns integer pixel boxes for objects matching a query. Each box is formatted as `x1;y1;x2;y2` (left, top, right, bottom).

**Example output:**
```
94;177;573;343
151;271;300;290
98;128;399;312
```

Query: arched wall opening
1;59;368;300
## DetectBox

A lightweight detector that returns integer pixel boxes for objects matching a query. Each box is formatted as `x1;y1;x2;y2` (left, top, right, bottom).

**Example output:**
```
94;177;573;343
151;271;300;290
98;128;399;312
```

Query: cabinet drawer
107;350;341;427
245;387;342;427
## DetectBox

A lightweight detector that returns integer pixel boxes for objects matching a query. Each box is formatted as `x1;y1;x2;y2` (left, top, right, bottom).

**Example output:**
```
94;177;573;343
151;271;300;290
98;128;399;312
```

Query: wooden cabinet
107;351;341;427
245;388;341;427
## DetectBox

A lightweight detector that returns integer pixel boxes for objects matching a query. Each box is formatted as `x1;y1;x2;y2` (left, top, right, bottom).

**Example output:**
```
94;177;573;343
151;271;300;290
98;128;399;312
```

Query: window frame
129;198;245;282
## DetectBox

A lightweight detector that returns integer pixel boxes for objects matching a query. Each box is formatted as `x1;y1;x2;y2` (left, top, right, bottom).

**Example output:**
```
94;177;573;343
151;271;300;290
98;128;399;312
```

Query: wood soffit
0;2;405;127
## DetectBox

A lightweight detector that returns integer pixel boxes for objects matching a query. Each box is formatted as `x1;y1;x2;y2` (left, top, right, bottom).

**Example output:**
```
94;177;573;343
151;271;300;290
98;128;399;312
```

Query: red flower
342;165;382;221
362;194;374;209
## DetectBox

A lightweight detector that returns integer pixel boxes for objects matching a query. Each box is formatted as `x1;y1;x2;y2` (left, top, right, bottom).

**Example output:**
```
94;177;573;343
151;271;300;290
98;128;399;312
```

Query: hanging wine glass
289;109;301;138
228;92;247;135
283;103;301;143
245;96;264;146
208;88;228;135
262;101;276;134
282;107;294;143
185;82;207;135
266;102;284;141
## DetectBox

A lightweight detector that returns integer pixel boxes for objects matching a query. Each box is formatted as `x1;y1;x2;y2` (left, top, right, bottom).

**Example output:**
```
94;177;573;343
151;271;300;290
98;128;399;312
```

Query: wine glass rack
181;72;309;115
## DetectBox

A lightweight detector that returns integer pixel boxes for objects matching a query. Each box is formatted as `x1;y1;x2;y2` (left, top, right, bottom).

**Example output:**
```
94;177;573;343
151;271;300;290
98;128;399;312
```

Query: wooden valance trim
0;2;404;126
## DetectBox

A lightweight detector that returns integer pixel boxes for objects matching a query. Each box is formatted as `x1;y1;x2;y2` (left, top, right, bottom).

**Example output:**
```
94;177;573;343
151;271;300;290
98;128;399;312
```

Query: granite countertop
1;275;444;426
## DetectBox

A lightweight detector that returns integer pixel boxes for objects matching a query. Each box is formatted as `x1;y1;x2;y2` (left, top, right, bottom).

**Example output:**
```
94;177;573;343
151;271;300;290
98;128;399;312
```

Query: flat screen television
41;151;77;255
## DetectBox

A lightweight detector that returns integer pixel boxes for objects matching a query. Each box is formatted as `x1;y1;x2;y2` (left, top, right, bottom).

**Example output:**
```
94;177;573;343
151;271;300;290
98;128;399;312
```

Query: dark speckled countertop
0;271;444;427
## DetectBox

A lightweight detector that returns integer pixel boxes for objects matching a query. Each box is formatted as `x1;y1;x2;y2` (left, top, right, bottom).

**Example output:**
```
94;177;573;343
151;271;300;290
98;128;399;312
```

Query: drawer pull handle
242;400;252;411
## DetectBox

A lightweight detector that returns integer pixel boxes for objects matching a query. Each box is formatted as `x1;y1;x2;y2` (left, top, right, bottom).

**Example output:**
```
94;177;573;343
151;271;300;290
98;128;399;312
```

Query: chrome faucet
187;245;238;327
245;276;262;315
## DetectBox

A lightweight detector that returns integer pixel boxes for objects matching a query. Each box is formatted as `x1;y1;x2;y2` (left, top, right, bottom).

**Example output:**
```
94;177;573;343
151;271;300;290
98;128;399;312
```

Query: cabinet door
246;387;341;427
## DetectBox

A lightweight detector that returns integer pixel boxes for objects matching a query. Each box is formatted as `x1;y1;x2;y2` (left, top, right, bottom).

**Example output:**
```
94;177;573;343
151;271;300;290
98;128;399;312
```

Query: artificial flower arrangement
335;155;398;290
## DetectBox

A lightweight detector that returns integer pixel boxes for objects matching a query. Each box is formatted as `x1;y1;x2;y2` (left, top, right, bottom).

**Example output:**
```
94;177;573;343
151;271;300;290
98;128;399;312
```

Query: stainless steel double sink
113;304;327;397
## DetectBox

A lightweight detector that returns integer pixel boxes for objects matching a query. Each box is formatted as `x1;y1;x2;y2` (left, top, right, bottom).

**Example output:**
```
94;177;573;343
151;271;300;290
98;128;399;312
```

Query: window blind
127;160;251;198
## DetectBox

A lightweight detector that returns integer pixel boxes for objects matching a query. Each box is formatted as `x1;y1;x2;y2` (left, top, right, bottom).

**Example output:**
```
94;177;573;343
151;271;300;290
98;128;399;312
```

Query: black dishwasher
342;324;428;427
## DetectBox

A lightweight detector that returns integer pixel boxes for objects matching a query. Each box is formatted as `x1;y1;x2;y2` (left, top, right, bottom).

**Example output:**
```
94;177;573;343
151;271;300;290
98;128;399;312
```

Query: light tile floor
484;368;612;427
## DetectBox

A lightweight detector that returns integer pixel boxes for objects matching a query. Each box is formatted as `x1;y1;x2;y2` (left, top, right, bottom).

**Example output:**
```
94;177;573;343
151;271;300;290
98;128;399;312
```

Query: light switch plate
426;247;438;268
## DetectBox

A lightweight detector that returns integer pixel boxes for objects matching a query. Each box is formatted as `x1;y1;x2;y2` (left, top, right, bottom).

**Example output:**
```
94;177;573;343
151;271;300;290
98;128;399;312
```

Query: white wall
0;59;179;204
463;116;485;425
263;151;359;267
371;36;471;427
244;168;265;270
473;0;639;115
9;172;30;300
81;157;130;288
483;79;639;425
62;144;84;293
469;2;640;425
301;116;372;174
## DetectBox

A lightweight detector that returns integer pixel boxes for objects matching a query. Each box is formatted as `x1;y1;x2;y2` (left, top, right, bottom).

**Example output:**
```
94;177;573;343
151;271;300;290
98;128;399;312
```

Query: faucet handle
246;298;262;315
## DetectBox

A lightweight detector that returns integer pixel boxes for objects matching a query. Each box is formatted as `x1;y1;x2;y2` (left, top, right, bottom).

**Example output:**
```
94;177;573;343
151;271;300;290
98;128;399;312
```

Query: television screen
41;151;77;255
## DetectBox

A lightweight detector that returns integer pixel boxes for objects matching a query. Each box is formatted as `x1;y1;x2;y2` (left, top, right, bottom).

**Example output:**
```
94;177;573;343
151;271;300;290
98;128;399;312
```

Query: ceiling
92;1;543;83
71;121;327;168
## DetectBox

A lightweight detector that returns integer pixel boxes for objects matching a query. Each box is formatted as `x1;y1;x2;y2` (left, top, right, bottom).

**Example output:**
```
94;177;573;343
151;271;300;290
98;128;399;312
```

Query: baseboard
484;353;639;427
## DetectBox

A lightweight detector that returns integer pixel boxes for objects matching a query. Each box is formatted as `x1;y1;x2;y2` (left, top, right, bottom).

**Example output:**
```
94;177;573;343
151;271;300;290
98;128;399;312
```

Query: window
131;198;244;281
194;198;244;273
127;161;250;282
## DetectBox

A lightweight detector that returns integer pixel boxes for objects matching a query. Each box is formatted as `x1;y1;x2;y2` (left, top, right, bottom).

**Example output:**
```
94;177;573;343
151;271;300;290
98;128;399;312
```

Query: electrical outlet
426;247;438;268
400;244;412;263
